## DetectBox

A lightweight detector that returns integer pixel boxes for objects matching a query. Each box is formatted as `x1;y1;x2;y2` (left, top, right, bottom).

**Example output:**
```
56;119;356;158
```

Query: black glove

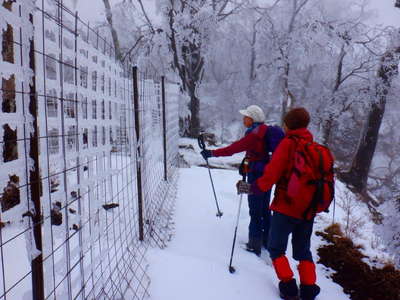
200;149;213;160
236;180;251;194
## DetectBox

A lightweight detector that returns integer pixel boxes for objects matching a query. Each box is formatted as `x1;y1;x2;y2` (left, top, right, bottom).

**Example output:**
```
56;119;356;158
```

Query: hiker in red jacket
200;105;284;256
237;107;322;300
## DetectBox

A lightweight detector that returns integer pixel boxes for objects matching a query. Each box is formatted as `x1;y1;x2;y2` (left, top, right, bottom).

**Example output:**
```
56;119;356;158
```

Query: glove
200;149;213;160
236;180;251;194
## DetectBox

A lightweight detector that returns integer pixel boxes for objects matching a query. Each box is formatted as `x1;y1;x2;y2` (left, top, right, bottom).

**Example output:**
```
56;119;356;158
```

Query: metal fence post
133;66;144;241
161;76;168;181
28;12;45;300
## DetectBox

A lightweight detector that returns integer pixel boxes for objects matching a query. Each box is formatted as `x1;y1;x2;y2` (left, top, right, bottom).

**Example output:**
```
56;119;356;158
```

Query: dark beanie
283;107;310;130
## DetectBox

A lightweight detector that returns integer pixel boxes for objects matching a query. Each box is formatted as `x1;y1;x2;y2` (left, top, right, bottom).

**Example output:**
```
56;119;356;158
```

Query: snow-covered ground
178;137;393;267
146;166;351;300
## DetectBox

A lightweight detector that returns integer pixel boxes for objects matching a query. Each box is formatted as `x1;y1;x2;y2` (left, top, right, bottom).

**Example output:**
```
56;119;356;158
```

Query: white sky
67;0;400;28
66;0;157;25
369;0;400;27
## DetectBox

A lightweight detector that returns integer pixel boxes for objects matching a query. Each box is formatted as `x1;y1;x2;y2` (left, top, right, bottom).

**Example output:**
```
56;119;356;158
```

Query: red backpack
286;136;335;220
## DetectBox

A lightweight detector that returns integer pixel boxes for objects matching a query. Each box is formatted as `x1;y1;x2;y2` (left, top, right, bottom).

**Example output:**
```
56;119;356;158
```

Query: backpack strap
285;135;303;179
275;135;299;197
287;137;325;220
302;147;324;220
252;124;268;143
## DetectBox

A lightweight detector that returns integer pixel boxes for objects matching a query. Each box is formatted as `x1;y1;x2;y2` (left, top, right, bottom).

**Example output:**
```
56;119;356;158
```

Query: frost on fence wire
0;0;180;299
0;1;38;299
138;73;180;249
32;1;149;299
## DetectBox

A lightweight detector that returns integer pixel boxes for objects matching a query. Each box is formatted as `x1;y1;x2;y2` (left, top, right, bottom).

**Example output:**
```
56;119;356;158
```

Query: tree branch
288;0;309;33
102;0;123;61
136;0;155;34
121;35;145;62
217;0;248;21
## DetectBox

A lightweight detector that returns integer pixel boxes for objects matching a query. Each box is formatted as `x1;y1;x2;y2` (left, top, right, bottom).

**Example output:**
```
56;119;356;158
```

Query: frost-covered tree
340;29;400;193
376;197;400;268
231;0;385;141
102;0;123;61
199;8;266;141
369;100;400;200
157;0;247;137
100;0;157;63
371;1;400;269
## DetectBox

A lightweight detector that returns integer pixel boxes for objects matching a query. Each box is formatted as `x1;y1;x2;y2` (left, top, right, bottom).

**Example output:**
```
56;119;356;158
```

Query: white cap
239;105;265;123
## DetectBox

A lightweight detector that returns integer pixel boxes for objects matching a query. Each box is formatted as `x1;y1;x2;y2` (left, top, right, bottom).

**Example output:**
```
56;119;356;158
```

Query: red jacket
255;128;314;220
212;124;268;162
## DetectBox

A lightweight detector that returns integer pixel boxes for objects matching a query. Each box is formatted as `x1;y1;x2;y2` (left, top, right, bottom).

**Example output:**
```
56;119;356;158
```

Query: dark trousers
267;212;314;261
247;165;271;245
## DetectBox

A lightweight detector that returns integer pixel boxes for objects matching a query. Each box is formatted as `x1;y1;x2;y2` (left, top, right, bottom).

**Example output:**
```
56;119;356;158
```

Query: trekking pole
198;134;223;218
228;172;247;274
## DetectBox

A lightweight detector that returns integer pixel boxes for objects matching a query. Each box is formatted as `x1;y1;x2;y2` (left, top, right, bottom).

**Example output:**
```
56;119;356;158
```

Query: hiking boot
279;279;299;300
300;284;320;300
245;237;262;256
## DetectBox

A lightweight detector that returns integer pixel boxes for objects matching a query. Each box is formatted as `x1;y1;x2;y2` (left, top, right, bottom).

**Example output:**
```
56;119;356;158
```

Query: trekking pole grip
198;134;206;150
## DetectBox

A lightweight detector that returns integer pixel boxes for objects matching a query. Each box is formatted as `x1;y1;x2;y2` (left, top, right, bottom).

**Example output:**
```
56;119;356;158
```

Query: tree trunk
340;100;386;191
339;46;400;192
280;0;309;124
166;4;204;138
188;86;200;138
322;114;334;146
102;0;123;62
322;46;346;146
280;62;290;125
249;23;258;81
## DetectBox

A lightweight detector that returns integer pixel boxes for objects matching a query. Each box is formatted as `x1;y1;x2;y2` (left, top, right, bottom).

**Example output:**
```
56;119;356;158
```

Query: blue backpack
239;124;284;176
264;125;285;160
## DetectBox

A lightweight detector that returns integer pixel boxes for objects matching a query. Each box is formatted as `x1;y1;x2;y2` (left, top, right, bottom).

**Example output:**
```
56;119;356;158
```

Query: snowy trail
147;167;349;300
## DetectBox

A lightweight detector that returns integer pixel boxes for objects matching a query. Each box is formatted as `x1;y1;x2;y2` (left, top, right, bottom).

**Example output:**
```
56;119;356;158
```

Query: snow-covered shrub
376;197;400;268
336;190;366;240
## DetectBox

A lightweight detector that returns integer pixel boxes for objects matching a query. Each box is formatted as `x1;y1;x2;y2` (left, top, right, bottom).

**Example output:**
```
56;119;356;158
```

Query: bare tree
102;0;123;61
339;28;400;192
165;0;246;137
279;0;310;123
337;190;366;240
257;0;311;124
367;101;400;199
321;27;382;146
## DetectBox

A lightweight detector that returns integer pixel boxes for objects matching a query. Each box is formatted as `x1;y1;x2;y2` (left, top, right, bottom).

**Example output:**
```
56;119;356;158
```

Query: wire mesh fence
0;1;179;299
138;73;179;249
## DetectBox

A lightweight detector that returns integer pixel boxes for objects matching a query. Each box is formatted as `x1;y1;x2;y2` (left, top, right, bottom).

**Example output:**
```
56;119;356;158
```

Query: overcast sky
67;0;400;30
369;0;400;27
